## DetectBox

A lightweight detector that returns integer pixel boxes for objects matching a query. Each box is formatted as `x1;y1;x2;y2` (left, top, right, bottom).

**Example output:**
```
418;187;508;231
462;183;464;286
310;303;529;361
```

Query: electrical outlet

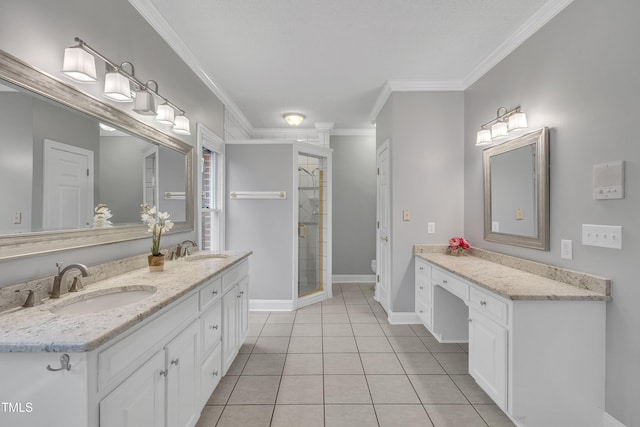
561;239;573;260
13;211;22;224
492;221;500;232
515;208;524;220
427;222;435;234
403;209;411;221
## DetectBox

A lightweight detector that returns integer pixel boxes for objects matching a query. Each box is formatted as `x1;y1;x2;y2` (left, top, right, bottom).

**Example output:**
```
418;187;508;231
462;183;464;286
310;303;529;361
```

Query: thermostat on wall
593;160;624;200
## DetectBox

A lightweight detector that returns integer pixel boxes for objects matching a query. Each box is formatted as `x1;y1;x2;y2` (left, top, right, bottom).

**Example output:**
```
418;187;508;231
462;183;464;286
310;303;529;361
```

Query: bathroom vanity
414;247;610;427
0;251;250;427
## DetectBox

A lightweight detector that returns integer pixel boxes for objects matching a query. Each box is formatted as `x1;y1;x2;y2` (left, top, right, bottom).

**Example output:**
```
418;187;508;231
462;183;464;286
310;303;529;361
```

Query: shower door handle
298;223;307;238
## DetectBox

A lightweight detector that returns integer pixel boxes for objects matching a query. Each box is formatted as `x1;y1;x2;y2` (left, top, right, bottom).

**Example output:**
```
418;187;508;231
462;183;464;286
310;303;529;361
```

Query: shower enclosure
297;154;326;298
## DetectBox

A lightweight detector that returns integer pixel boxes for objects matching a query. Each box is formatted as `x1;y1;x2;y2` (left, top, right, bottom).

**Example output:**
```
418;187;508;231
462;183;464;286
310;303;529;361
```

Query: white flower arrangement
93;203;113;228
140;204;174;256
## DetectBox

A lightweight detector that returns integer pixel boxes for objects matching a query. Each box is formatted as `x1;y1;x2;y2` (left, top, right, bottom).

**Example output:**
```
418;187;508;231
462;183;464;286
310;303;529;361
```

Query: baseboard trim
603;412;626;427
249;299;294;312
332;274;375;283
387;310;420;325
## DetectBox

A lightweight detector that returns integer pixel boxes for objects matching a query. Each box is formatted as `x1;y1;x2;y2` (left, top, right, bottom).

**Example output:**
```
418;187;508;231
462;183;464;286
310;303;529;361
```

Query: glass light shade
283;113;305;126
61;47;97;83
172;115;191;135
104;71;132;102
155;103;175;125
476;129;493;145
508;112;528;131
133;90;156;115
491;121;508;139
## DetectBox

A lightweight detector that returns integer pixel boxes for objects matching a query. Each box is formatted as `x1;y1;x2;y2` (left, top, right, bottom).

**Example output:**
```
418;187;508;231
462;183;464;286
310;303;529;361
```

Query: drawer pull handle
419;286;424;290
419;310;424;313
160;369;168;377
468;318;472;323
480;300;487;306
442;279;448;284
419;266;424;270
170;358;179;366
212;370;219;377
210;324;219;330
240;291;244;295
237;294;242;299
212;290;218;295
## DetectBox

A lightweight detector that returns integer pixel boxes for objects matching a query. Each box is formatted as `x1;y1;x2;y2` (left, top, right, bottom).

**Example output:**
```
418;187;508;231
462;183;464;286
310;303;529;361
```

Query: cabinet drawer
415;279;432;307
200;344;222;407
98;293;199;392
469;287;508;325
415;258;431;278
416;302;432;329
201;300;222;358
432;268;469;302
222;260;249;293
200;277;222;311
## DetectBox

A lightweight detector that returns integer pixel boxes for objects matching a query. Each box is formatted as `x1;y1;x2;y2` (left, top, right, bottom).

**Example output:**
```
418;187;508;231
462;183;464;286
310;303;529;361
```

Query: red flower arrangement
448;237;471;255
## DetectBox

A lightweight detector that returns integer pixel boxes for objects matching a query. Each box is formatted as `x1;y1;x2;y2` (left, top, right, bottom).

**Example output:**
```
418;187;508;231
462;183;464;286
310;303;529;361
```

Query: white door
376;141;391;314
43;139;94;230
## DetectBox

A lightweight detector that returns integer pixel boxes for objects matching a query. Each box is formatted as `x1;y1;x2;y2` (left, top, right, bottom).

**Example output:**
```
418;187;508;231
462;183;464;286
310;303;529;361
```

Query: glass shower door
298;156;324;297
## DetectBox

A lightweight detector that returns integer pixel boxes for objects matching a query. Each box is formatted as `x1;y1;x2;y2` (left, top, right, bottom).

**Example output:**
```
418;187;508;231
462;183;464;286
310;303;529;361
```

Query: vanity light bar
476;106;527;147
61;37;191;135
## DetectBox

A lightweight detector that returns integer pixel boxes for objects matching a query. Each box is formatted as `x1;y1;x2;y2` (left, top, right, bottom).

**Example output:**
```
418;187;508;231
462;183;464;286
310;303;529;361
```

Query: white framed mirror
0;49;194;260
483;127;549;250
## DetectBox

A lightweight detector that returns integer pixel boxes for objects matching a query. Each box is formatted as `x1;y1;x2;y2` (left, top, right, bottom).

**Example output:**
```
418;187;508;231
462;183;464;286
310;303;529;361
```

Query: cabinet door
238;276;249;343
222;284;239;375
469;308;508;410
166;320;201;427
100;350;165;427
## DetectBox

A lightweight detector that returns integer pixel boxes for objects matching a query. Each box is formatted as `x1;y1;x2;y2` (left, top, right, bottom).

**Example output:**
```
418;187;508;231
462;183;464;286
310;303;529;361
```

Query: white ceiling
135;0;567;132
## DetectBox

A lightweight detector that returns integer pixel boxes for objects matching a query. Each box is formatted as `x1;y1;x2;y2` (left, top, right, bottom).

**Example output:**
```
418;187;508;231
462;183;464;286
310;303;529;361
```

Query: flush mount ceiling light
283;113;305;127
60;37;191;135
99;123;116;132
476;106;528;147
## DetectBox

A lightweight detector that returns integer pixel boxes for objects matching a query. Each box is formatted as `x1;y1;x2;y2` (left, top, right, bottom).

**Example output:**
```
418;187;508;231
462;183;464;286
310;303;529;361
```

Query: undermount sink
52;286;157;316
184;253;229;262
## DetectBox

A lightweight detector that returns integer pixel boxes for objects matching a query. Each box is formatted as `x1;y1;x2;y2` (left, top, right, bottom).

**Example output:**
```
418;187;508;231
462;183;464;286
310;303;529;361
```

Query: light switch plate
582;224;622;249
560;239;573;260
593;160;624;199
402;209;411;221
427;222;435;234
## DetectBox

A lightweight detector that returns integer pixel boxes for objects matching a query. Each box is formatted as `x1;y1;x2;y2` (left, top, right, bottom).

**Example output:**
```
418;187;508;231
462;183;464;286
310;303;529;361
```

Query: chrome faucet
176;240;197;258
51;263;89;299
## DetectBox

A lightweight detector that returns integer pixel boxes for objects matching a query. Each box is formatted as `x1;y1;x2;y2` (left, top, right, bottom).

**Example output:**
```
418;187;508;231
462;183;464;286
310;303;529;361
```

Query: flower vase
148;254;165;272
449;249;462;256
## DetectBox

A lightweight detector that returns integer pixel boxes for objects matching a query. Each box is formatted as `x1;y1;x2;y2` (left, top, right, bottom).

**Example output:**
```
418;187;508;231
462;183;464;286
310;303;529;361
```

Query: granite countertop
0;251;251;353
416;251;611;302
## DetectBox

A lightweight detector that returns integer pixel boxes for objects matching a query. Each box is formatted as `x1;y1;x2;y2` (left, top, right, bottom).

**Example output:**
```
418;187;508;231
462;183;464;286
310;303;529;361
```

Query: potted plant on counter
141;204;174;271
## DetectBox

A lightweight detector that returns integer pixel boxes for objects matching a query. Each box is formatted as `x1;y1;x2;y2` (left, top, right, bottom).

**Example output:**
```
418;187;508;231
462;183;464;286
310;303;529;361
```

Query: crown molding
368;80;463;123
369;0;574;123
331;129;376;136
462;0;574;88
251;127;319;137
128;0;253;137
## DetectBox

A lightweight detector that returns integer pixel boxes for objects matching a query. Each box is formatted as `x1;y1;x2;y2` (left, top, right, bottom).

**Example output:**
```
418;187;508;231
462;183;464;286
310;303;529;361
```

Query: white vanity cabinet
414;257;433;329
221;260;249;374
415;255;607;427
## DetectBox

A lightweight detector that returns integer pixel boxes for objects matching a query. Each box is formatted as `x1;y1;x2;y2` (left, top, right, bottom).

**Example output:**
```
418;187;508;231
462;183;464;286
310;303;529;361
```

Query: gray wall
226;144;294;301
99;135;148;224
377;92;465;312
0;0;224;286
0;93;33;234
464;1;640;424
330;135;376;275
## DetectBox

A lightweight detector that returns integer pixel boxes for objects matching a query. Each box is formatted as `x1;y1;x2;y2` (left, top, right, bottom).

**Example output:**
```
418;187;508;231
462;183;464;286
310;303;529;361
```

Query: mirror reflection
0;80;186;236
489;144;537;237
483;127;549;250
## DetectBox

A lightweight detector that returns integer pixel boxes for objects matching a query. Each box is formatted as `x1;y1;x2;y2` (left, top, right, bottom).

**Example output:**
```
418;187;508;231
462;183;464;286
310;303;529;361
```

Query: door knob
381;236;389;242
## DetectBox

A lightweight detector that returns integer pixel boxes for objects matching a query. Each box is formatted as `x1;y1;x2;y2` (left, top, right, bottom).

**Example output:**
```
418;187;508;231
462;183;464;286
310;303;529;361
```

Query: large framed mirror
0;49;193;260
483;127;549;250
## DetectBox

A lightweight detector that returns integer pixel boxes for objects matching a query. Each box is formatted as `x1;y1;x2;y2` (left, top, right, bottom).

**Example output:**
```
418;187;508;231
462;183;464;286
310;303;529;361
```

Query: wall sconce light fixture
61;37;191;136
476;106;528;146
283;113;305;127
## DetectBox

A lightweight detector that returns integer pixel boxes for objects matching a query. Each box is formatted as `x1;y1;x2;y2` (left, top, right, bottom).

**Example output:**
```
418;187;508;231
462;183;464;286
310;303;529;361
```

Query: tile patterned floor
196;283;515;427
